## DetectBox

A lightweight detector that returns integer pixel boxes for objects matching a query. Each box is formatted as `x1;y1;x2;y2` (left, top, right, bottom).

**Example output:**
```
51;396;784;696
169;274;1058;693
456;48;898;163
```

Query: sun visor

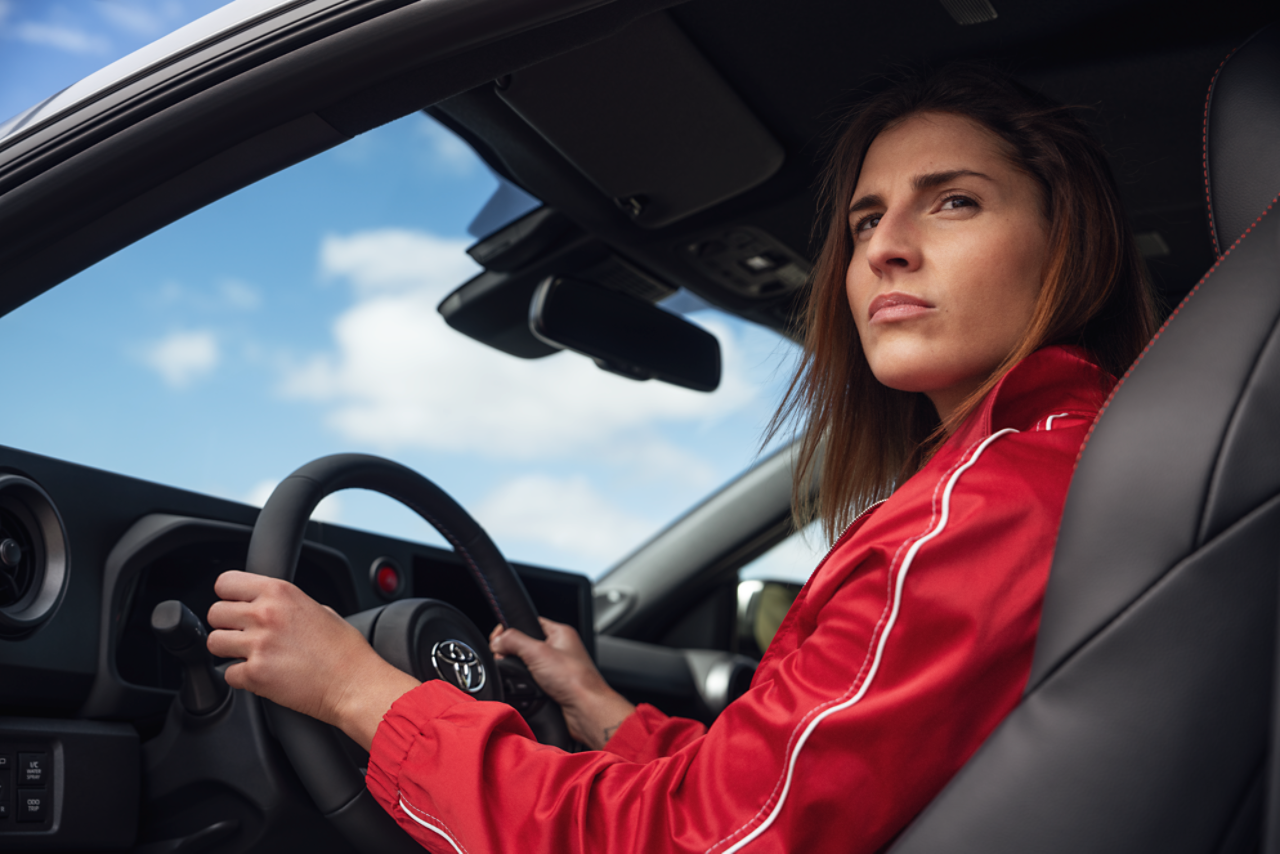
496;12;784;229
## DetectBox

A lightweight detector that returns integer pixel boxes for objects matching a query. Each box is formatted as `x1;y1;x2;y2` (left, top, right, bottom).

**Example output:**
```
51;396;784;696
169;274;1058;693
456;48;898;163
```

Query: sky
0;0;821;580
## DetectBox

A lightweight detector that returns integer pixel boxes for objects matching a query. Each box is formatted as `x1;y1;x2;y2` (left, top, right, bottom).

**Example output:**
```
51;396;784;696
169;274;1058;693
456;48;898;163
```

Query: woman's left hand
207;570;419;750
490;617;636;749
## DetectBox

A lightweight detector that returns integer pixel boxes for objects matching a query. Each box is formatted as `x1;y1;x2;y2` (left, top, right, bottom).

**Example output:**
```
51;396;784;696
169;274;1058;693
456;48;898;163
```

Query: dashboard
0;443;593;850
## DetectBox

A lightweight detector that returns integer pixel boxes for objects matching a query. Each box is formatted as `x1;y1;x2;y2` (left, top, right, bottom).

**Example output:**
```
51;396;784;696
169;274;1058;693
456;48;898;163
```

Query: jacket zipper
807;498;887;579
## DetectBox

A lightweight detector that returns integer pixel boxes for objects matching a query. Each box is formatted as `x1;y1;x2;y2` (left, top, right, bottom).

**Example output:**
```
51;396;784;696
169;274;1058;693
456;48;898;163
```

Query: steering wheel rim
244;453;571;851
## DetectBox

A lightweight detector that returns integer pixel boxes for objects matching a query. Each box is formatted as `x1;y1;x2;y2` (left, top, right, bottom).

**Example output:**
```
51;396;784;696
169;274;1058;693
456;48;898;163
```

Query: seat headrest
1205;22;1280;256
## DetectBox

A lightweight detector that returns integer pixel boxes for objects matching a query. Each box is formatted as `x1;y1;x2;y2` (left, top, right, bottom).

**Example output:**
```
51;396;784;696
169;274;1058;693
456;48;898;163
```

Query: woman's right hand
490;617;636;750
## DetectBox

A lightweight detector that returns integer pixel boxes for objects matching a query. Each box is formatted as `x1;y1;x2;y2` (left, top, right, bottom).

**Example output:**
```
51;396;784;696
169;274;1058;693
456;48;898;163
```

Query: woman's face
845;111;1049;422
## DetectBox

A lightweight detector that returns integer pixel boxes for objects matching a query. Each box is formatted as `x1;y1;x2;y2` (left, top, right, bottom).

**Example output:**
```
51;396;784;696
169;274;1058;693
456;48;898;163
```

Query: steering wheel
244;453;572;853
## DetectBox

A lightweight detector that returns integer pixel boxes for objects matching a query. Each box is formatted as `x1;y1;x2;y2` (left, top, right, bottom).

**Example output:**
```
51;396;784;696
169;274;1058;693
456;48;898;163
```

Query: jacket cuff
366;680;476;811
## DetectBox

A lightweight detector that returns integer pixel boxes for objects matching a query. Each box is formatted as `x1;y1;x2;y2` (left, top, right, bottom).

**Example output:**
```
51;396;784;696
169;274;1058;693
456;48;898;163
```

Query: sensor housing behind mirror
529;277;721;392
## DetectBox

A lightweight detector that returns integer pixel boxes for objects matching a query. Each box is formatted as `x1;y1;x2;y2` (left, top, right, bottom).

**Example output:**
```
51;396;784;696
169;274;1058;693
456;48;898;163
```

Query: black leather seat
889;23;1280;854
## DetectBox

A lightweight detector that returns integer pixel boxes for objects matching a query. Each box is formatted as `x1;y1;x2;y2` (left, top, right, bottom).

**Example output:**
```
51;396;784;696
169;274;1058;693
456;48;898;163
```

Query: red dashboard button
375;564;400;595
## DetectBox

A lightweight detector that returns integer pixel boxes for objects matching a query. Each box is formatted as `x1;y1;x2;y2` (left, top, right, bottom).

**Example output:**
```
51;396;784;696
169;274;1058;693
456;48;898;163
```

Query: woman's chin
867;365;953;396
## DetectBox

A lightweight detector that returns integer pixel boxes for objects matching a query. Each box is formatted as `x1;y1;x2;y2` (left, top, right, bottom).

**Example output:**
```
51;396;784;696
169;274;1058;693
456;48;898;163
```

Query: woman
206;66;1157;854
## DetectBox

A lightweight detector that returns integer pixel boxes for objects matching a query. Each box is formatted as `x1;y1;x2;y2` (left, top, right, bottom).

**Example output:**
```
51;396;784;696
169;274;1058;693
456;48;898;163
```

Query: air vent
0;506;38;608
0;475;69;638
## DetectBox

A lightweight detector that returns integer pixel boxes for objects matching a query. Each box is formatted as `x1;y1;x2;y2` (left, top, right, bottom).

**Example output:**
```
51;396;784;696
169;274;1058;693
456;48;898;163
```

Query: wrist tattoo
602;722;622;744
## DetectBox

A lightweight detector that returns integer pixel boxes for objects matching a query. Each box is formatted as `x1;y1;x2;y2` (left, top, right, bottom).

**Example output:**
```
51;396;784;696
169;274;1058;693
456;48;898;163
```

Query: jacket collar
951;345;1115;446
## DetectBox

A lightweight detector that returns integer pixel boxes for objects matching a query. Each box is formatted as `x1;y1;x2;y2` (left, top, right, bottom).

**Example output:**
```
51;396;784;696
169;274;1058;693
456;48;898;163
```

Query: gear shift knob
151;599;228;715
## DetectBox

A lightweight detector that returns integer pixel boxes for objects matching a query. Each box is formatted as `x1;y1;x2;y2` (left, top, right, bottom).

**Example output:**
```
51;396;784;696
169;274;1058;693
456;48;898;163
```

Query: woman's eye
854;213;881;234
940;195;977;211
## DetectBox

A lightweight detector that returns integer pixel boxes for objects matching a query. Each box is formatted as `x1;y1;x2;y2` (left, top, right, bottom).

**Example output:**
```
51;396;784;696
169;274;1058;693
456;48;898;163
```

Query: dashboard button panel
0;719;137;848
0;742;52;830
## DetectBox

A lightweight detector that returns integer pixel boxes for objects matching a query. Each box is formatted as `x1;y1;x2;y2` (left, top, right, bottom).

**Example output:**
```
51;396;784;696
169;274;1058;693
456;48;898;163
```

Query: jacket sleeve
363;427;1075;854
600;704;707;763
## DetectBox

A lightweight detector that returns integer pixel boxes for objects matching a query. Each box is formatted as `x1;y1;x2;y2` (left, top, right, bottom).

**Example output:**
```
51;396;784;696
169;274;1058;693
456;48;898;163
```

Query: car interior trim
600;441;796;638
82;512;355;722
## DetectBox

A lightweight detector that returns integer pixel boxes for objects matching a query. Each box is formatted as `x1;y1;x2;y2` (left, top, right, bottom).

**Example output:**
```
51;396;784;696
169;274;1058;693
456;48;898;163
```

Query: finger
540;620;584;653
207;599;256;630
206;627;248;661
489;624;507;659
213;570;267;602
490;627;541;659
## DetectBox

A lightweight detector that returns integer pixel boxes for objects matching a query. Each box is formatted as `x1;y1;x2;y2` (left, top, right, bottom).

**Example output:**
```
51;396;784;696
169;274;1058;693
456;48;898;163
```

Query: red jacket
366;345;1113;854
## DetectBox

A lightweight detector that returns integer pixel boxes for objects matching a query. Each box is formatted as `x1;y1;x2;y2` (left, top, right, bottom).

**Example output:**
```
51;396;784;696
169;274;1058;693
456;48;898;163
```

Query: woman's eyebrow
912;169;992;191
848;193;883;214
848;169;993;214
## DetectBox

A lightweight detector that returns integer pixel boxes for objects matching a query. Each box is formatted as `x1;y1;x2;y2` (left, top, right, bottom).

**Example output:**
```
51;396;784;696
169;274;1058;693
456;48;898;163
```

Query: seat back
890;24;1280;854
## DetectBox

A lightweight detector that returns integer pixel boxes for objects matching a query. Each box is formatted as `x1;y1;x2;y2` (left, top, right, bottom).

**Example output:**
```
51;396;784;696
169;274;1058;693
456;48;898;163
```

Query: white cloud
245;479;344;524
218;279;262;311
279;228;756;463
596;439;719;493
151;278;262;312
476;474;654;563
142;329;219;388
416;119;479;176
11;20;109;54
318;228;477;296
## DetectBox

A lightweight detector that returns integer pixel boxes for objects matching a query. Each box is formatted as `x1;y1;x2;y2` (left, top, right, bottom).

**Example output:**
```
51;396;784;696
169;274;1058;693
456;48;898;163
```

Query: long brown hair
772;65;1158;543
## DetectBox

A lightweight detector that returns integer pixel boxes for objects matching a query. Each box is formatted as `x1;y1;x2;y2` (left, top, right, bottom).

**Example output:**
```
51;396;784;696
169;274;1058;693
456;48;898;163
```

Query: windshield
0;109;800;578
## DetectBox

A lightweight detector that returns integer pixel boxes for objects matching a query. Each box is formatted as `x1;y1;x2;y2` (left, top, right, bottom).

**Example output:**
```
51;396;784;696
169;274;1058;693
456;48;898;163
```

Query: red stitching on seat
1074;196;1280;472
1204;48;1238;258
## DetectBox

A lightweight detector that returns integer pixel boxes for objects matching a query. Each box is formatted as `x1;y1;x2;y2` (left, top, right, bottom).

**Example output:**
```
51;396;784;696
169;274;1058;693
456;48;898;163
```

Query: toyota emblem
430;639;486;694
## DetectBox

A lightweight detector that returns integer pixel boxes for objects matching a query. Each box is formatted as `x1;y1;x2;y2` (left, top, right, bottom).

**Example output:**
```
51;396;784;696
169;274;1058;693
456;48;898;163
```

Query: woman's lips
868;292;934;324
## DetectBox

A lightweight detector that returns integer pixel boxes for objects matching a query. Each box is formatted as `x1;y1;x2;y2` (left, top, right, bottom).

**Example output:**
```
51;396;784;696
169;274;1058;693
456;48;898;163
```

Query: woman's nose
865;212;922;275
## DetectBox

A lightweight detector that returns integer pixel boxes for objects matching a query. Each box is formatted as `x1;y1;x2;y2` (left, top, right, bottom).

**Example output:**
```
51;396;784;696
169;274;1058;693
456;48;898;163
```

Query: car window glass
0;110;801;579
738;522;829;585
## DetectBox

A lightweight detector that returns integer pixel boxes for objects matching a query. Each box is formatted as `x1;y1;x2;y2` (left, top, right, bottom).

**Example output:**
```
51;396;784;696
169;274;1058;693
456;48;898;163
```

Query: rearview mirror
529;277;721;392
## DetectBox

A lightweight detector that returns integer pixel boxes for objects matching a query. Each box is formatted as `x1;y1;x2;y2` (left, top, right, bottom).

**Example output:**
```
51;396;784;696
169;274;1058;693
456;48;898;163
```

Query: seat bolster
1206;23;1280;255
890;496;1280;854
1029;201;1280;689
